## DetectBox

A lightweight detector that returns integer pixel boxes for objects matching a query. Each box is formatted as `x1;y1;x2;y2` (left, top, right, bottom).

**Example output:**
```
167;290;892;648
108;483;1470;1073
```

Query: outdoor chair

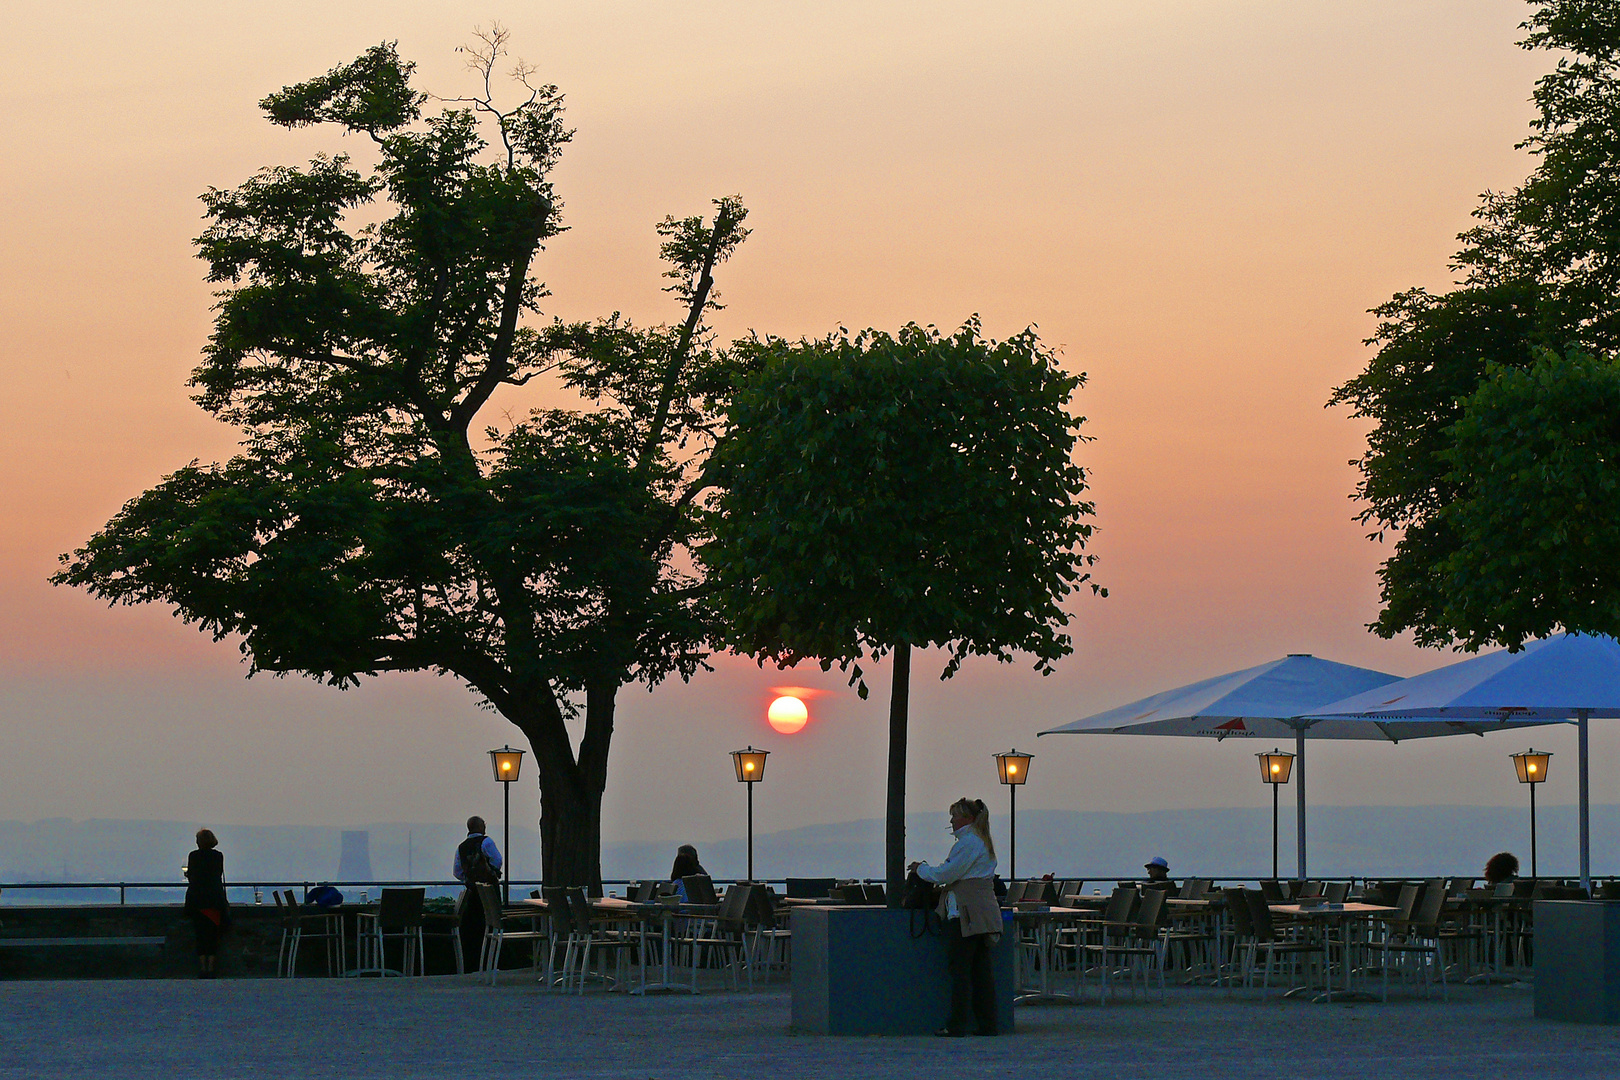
1259;880;1287;904
1379;881;1448;1000
420;899;463;975
1219;887;1257;992
631;880;662;904
785;877;836;899
685;883;757;992
1324;881;1351;904
682;875;720;906
562;887;634;993
274;889;345;978
861;883;886;905
476;883;548;987
1083;886;1166;1003
361;887;425;976
1297;880;1325;899
1058;885;1135;995
1244;890;1321;999
834;883;867;904
745;884;790;982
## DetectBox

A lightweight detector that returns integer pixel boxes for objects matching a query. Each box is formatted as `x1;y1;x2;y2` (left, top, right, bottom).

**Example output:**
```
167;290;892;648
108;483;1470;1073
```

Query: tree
1430;347;1620;649
704;320;1103;901
52;34;752;888
1331;1;1620;650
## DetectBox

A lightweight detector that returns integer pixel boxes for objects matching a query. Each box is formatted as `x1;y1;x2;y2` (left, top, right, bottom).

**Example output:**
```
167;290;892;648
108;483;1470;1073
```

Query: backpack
459;835;500;885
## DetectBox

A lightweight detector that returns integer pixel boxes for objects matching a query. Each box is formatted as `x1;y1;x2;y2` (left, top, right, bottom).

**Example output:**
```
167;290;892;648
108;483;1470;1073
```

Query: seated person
1483;851;1520;886
669;844;708;902
1142;855;1177;890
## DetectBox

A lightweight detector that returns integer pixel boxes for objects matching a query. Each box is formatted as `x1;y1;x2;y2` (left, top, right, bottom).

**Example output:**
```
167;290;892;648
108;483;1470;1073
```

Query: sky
2;1;1604;868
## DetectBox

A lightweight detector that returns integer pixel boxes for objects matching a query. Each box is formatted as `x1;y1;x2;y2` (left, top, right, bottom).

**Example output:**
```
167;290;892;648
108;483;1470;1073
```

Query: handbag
902;870;938;911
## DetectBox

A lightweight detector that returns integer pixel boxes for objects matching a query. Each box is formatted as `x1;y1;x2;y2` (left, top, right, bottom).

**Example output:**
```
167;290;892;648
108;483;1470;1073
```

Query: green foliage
1332;1;1620;650
1432;348;1620;650
705;319;1102;694
51;34;753;883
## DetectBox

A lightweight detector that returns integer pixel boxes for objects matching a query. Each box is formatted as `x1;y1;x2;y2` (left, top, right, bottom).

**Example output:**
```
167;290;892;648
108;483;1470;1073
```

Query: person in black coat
183;829;230;978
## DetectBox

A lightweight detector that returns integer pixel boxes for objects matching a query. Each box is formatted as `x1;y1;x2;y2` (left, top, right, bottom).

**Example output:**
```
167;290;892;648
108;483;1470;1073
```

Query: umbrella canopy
1307;632;1620;889
1039;654;1552;876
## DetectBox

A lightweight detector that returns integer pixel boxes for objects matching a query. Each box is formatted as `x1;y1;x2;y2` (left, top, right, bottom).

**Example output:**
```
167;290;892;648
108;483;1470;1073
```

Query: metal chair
476;883;548;986
274;889;345;978
362;888;425;976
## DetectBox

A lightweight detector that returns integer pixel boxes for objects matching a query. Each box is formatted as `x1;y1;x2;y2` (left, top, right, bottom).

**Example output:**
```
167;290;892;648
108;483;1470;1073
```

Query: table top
1270;902;1398;918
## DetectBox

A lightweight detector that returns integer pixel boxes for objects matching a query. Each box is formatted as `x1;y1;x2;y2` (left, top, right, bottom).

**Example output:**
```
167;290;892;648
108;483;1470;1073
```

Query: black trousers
459;888;487;971
944;917;999;1035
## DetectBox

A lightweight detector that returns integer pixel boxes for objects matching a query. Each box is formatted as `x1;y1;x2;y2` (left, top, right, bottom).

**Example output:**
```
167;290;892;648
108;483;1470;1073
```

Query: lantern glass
732;746;769;784
1256;748;1294;786
994;750;1033;786
1512;749;1551;785
489;746;525;784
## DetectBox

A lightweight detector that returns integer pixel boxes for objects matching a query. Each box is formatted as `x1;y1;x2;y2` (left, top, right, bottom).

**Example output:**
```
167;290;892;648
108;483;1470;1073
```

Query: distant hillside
2;805;1609;890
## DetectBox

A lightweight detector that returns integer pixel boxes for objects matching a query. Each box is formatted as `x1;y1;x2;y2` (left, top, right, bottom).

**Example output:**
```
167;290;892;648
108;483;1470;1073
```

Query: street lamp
1256;748;1295;880
730;746;770;881
993;749;1033;880
488;746;524;902
1511;748;1552;879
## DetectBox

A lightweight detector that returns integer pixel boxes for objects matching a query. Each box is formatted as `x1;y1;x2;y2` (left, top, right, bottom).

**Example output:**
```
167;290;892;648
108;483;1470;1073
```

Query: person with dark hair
1484;851;1520;886
669;844;707;901
909;797;1001;1037
183;828;230;978
453;815;503;970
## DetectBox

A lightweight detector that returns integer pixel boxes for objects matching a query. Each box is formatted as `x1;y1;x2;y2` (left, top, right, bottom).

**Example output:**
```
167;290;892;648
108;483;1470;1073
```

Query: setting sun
767;695;809;734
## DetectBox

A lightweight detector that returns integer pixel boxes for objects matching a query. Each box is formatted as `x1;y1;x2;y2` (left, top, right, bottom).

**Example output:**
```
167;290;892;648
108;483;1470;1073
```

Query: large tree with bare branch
53;35;750;887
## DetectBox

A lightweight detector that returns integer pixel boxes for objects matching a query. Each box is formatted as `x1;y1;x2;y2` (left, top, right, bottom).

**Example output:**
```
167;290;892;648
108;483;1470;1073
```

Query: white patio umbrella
1307;632;1620;891
1038;654;1550;877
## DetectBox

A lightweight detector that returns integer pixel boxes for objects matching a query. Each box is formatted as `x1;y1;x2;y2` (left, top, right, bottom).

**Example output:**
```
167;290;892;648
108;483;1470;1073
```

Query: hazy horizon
4;2;1607;865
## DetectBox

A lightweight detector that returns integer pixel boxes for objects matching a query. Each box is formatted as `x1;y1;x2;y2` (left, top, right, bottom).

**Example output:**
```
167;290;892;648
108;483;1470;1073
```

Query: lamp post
730;746;770;881
1511;748;1552;879
993;749;1033;880
488;746;524;902
1256;748;1295;880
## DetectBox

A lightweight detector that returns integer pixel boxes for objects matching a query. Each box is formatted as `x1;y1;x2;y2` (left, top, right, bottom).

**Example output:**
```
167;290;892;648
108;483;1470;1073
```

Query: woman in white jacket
909;797;1002;1036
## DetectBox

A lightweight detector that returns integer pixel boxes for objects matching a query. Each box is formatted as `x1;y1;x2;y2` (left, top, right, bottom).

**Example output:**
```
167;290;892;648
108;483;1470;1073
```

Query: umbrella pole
1295;729;1307;880
1580;708;1591;893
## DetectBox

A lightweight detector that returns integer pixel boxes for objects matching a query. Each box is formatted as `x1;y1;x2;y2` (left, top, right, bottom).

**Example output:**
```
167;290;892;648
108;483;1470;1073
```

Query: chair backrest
1026;880;1058;905
717;883;754;929
1324;881;1351;904
1057;880;1083;899
785;877;836;899
1004;881;1029;903
475;882;504;926
834;883;866;904
1298;880;1324;899
542;885;573;936
744;885;778;928
377;887;425;931
1178;878;1202;900
1102;885;1137;924
632;880;661;904
565;887;596;933
1244;889;1280;942
682;875;719;906
1133;887;1166;934
1410;882;1447;931
1259;880;1286;903
862;882;887;905
1511;878;1537;898
1222;887;1254;938
1447;876;1476;896
1392;883;1420;922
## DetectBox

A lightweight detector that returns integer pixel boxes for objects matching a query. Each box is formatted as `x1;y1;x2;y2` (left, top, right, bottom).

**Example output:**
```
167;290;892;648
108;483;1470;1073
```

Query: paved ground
5;976;1619;1079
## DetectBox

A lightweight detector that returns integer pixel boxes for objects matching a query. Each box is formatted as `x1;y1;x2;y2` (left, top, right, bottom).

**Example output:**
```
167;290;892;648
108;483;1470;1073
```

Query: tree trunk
502;681;616;892
886;641;911;907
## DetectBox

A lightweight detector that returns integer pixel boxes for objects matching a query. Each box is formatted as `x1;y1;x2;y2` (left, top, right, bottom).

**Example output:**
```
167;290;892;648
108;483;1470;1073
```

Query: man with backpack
453;816;504;971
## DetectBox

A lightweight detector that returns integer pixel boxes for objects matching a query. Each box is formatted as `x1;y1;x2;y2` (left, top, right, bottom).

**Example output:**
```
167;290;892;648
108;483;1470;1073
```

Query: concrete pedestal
1534;900;1620;1024
790;906;1016;1035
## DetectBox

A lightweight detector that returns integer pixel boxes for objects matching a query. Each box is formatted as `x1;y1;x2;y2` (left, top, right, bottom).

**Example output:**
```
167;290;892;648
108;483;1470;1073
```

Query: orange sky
3;1;1600;849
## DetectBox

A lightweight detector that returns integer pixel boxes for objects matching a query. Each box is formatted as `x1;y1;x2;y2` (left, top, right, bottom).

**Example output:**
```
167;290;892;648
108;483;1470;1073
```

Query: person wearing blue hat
1144;856;1175;887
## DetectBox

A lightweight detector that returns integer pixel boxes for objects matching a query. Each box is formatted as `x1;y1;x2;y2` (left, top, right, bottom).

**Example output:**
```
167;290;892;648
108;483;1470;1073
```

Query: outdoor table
1009;905;1087;1004
1269;902;1397;1003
